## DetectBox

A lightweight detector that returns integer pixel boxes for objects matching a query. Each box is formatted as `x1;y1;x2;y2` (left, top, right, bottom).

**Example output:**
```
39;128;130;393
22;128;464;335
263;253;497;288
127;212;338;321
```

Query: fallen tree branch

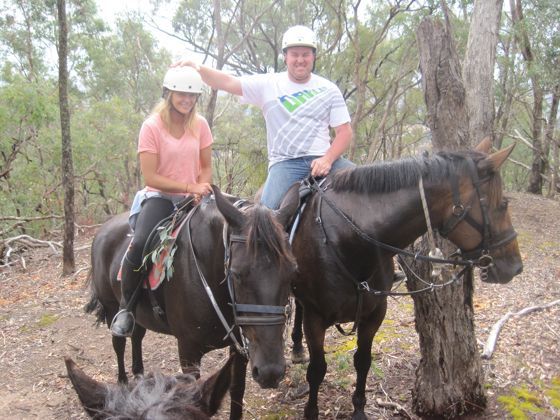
481;299;560;359
376;398;413;419
1;234;63;268
2;234;62;251
0;214;64;221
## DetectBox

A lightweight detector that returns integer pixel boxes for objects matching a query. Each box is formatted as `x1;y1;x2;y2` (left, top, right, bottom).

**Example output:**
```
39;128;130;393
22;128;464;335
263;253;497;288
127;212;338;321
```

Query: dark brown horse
65;355;234;419
285;140;523;419
85;185;299;419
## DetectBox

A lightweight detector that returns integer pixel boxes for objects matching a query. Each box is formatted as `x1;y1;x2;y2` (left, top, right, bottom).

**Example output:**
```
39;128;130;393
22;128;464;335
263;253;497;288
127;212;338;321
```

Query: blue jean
260;156;355;209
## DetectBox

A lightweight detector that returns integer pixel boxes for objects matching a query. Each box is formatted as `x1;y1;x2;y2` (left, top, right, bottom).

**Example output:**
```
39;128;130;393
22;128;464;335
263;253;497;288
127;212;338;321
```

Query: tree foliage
0;0;558;244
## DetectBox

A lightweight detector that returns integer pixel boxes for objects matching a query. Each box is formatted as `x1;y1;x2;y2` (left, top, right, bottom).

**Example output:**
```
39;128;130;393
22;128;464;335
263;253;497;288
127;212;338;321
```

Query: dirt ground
0;191;559;419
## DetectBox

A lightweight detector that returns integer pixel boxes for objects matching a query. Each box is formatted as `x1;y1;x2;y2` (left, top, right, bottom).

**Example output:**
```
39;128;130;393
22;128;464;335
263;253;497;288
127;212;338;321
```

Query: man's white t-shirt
240;72;350;167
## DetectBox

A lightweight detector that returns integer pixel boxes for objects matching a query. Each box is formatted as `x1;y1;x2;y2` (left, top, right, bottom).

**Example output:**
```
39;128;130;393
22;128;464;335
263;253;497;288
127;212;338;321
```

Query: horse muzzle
251;359;286;389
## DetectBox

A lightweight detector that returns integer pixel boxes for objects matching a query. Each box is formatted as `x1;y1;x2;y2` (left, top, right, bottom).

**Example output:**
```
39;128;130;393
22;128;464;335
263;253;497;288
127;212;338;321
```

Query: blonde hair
152;92;199;136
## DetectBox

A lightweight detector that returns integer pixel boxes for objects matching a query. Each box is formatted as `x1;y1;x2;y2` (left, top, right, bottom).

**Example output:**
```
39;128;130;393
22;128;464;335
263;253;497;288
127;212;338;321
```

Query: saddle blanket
116;215;189;290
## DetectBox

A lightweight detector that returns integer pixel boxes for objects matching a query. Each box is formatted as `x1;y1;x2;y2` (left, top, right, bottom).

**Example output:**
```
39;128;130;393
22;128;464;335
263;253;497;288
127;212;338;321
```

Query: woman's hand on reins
187;182;212;203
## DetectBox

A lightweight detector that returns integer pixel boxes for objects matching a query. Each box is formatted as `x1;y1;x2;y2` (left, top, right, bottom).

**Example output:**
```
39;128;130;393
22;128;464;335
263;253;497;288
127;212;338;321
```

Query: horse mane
331;150;490;195
99;371;207;419
245;205;296;266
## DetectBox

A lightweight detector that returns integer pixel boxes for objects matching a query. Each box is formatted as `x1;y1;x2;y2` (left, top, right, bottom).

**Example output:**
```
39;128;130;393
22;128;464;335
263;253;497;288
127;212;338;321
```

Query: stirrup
110;308;135;337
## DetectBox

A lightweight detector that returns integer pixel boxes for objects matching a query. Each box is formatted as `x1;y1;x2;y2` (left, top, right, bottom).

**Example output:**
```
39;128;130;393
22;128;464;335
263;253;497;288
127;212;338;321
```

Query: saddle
287;177;327;243
117;199;194;291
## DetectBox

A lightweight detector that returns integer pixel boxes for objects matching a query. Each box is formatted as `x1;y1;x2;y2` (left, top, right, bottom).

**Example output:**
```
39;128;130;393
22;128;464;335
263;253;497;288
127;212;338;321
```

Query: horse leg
228;347;248;420
111;335;128;383
131;324;146;378
352;299;388;420
302;310;328;420
291;299;308;363
177;338;202;378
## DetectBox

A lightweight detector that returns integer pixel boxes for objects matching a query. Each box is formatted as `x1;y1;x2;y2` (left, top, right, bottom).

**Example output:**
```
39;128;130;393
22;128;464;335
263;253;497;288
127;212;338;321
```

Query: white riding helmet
282;25;317;51
162;67;203;94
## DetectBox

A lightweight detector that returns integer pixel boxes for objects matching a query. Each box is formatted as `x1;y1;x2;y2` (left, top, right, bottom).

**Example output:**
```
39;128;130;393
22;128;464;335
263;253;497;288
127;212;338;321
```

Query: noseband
224;233;290;327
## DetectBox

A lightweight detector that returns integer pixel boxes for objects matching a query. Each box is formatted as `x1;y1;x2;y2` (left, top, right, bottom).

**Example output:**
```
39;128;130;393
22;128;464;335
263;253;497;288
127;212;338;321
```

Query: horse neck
333;183;454;251
184;207;226;282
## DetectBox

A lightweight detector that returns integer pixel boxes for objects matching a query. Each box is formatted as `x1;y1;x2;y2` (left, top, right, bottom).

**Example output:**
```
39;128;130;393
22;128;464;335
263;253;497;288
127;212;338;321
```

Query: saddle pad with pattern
117;214;190;290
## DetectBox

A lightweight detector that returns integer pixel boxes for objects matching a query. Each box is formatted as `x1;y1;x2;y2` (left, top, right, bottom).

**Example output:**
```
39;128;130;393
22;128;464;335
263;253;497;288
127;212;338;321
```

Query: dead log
481;299;560;359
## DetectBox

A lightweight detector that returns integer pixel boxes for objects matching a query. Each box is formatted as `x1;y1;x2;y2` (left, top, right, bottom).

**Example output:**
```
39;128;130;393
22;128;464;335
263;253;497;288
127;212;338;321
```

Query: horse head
65;356;233;419
212;185;299;388
438;138;522;283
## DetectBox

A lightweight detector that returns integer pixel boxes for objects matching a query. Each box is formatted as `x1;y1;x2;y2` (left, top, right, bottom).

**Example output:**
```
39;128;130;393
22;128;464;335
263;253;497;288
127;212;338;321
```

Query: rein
185;205;247;357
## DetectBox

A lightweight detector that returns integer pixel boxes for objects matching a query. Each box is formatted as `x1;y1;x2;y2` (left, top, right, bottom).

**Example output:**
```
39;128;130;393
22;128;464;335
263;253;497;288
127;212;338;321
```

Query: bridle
186;201;289;358
305;155;518;290
436;157;518;279
303;157;517;335
224;232;290;327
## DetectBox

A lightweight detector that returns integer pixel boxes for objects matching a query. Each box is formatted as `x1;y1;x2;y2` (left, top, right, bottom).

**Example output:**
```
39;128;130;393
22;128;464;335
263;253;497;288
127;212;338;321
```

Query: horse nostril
252;366;259;380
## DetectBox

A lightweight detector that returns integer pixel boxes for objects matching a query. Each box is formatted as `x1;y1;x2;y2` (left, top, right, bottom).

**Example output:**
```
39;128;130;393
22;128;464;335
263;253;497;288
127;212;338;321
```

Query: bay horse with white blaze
85;185;299;420
285;140;523;419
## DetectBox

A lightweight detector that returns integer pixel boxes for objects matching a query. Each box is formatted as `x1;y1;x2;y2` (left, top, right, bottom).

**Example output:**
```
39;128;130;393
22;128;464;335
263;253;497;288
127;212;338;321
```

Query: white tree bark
463;0;504;144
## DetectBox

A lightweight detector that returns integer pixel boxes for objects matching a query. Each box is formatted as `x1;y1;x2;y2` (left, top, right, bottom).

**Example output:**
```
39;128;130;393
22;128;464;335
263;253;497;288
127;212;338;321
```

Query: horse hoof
291;349;309;364
352;411;368;420
303;404;319;420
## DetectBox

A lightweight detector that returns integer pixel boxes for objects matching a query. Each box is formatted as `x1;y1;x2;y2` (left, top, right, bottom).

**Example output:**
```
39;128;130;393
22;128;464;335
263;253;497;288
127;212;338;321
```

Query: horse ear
212;184;245;229
276;183;300;228
487;143;515;171
474;137;492;153
64;357;108;417
198;355;234;416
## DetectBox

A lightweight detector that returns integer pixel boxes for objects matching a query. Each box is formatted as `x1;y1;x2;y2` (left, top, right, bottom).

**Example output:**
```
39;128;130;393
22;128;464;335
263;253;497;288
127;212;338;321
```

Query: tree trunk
416;17;469;150
511;0;546;194
494;32;516;150
527;86;545;194
546;85;559;196
410;6;493;415
463;0;503;144
57;0;75;275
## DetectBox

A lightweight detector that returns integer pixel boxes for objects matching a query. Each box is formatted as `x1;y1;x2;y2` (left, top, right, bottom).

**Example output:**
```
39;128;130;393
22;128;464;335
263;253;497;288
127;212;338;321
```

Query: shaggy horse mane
331;150;490;195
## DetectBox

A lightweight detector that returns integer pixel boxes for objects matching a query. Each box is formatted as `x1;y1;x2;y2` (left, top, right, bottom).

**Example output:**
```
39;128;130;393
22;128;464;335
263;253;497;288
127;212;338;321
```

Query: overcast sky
96;0;188;60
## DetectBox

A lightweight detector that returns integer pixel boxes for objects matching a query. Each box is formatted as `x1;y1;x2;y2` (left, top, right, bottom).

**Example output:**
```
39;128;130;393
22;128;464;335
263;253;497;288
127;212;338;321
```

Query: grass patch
545;377;560;410
289;363;307;387
498;386;544;419
37;313;58;328
261;410;296;419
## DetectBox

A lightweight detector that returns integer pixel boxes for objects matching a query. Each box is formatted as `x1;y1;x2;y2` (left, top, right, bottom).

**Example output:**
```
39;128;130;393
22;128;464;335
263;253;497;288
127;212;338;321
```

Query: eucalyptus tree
508;0;560;195
345;1;424;162
72;13;172;213
0;0;174;243
57;0;75;275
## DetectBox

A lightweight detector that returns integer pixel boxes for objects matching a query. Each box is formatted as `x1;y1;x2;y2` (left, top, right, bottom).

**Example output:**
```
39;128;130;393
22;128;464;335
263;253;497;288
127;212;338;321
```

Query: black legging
127;197;175;268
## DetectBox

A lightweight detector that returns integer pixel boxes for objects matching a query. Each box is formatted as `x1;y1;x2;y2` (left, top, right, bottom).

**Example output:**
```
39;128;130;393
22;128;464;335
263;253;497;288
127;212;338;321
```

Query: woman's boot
110;256;142;337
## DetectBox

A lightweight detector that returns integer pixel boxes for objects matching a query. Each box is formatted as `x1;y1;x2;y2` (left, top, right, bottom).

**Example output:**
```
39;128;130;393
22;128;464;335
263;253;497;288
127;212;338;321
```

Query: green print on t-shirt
279;87;327;112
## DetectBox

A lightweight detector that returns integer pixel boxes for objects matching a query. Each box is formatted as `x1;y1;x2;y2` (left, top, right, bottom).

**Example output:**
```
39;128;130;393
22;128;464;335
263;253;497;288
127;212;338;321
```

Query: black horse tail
83;268;107;326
